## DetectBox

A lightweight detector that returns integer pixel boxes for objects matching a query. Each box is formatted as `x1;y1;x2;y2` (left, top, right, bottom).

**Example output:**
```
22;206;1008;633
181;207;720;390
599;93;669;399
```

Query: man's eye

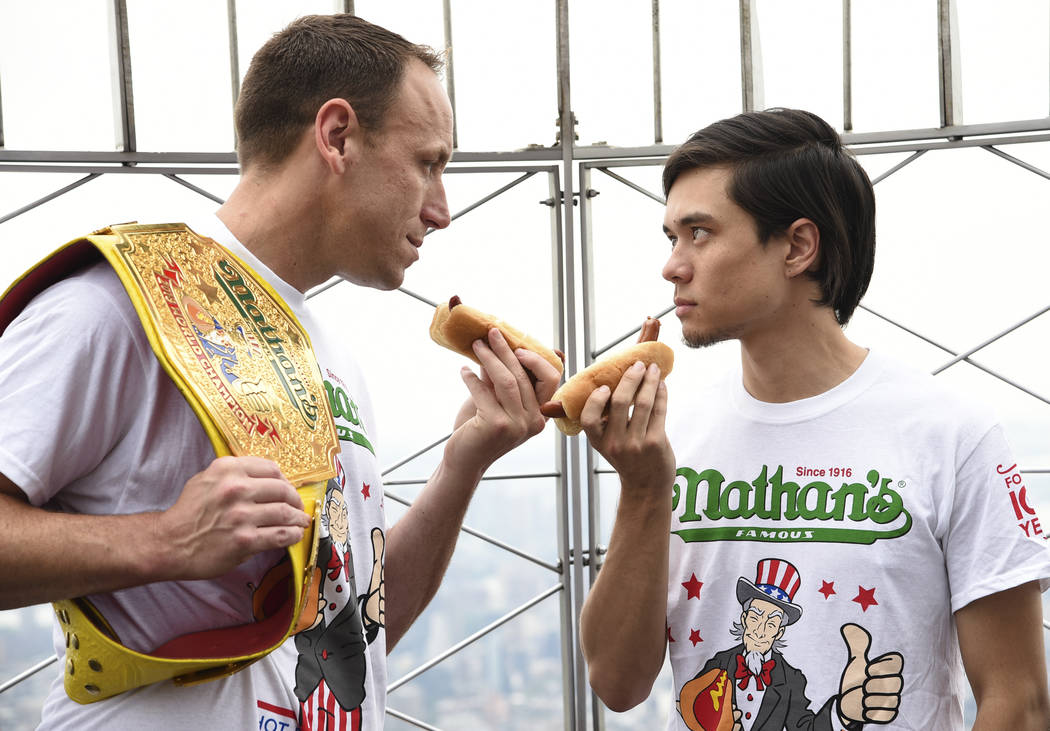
691;227;706;240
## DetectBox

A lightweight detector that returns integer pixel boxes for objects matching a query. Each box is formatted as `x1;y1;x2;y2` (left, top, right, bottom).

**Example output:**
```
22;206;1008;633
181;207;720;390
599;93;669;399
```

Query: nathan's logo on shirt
325;378;374;455
213;259;321;429
671;464;912;545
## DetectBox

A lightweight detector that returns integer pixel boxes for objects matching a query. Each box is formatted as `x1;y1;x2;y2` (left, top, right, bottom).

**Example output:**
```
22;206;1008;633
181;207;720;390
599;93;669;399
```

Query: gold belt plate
98;222;338;485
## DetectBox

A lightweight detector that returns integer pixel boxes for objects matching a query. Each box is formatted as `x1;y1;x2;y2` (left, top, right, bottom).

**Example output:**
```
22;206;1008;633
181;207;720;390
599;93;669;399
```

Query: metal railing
3;0;1050;728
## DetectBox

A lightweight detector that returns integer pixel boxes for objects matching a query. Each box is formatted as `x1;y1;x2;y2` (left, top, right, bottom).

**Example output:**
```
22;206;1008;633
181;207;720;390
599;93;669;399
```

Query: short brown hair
663;109;876;326
234;14;444;170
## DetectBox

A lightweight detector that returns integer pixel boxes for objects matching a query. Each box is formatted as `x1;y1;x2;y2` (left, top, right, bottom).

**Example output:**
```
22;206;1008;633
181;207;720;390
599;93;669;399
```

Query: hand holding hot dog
430;298;561;475
542;317;674;435
576;317;675;492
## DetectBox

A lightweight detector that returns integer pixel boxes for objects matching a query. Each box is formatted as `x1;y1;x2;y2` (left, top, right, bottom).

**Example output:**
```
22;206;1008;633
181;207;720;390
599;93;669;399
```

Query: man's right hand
579;360;676;493
157;456;310;581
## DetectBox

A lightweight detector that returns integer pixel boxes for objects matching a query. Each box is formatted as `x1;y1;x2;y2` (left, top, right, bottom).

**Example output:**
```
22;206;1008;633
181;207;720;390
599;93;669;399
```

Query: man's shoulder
868;351;998;430
28;258;135;317
7;259;144;347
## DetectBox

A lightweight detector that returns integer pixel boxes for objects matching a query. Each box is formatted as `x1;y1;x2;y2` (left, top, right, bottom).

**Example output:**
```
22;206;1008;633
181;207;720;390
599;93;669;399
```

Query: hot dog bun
541;340;673;435
430;296;565;376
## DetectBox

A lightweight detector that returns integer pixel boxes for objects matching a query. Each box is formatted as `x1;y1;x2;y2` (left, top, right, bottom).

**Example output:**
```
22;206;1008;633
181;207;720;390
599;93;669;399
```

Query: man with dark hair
578;108;1050;729
0;14;559;729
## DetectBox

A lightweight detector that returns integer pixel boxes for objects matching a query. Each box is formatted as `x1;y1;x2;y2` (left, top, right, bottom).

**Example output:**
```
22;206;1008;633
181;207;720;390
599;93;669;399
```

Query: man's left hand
445;328;560;476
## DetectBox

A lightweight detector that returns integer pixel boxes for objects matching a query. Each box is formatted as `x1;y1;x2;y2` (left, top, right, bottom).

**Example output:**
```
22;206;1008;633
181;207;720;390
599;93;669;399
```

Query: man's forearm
958;582;1050;731
382;457;483;650
580;484;671;712
0;457;312;609
0;492;162;608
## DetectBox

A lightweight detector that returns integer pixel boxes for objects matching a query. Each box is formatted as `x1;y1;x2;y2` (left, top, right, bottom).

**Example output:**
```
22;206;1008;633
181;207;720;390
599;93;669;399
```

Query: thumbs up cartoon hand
838;623;903;725
363;527;385;628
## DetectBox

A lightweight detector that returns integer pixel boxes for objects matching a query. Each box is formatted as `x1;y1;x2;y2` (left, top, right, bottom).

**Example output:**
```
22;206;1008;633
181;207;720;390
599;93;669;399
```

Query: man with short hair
0;14;559;729
578;108;1050;729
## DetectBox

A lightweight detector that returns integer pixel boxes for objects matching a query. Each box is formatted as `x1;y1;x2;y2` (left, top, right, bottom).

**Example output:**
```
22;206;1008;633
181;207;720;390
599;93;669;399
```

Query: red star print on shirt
682;573;703;600
819;580;836;600
361;482;371;499
667;626;675;643
853;586;878;612
689;628;702;646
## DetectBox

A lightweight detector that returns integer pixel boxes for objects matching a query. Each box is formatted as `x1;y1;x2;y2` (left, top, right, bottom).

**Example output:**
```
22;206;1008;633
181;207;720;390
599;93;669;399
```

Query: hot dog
678;668;735;731
540;316;673;435
429;295;565;376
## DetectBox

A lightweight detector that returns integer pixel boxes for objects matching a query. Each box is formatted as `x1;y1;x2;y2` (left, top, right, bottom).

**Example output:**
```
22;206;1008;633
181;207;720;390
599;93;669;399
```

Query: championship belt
0;223;339;703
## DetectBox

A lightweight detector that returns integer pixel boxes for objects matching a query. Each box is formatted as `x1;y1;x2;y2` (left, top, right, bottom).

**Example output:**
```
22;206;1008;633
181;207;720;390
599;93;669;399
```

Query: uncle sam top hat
736;558;803;626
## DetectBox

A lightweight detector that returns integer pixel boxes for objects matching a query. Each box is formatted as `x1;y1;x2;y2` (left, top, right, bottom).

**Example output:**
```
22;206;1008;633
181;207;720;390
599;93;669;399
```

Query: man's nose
662;244;690;282
423;181;451;231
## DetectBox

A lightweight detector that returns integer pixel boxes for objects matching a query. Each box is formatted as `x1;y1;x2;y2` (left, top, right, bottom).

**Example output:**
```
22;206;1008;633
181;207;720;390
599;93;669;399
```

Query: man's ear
314;98;363;175
783;218;820;278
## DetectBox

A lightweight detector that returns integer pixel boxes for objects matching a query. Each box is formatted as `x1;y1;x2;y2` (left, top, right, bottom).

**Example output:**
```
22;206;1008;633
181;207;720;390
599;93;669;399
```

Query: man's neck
738;307;868;404
215;164;327;294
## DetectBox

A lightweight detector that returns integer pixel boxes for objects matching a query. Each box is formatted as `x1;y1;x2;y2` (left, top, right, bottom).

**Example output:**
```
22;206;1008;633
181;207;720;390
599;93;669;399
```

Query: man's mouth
674;297;696;317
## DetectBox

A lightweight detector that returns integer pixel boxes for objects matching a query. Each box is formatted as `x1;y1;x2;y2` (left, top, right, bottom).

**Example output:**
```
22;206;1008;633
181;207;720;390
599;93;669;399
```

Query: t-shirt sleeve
0;267;150;505
943;422;1050;612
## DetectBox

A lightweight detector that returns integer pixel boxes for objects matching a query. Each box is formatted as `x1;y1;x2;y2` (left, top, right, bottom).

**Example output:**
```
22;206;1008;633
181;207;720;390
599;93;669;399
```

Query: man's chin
682;327;737;349
343;269;405;291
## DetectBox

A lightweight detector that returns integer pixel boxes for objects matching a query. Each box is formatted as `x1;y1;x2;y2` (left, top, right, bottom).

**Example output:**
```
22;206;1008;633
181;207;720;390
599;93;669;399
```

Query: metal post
938;0;963;128
0;67;5;148
738;0;763;112
341;0;355;14
442;0;459;150
842;0;852;131
652;0;663;144
555;1;586;728
227;0;240;109
108;0;136;153
549;166;579;731
577;160;605;730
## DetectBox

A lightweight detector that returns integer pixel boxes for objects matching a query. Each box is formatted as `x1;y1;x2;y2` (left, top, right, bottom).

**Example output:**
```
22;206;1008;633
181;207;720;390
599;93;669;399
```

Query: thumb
459;366;496;410
369;528;384;588
841;622;871;666
838;623;872;719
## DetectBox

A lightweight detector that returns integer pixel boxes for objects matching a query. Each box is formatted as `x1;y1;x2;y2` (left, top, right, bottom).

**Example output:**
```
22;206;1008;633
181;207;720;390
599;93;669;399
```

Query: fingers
579;384;613;440
234;455;290;481
214;458;307;515
868;651;903;678
472;329;533;408
514;347;563;404
608;361;660;438
580;362;667;441
458;365;500;415
241;524;308;553
625;363;664;439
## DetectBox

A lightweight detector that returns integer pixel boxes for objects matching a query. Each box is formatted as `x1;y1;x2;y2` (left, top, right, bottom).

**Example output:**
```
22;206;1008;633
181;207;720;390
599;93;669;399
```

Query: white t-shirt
664;350;1050;730
0;216;387;730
